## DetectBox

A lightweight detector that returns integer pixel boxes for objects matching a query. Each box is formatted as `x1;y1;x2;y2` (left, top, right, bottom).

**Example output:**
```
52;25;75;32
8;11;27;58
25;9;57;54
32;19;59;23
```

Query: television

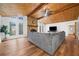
49;26;57;31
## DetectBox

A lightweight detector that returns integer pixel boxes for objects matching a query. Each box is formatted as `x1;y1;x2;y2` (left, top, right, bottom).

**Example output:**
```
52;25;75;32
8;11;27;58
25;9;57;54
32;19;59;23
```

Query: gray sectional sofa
28;31;65;55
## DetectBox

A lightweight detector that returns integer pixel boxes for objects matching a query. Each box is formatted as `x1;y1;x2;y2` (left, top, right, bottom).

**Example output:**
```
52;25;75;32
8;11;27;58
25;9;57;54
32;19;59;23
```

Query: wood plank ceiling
0;3;40;16
30;3;79;24
0;3;79;23
31;3;79;19
0;3;77;17
32;3;70;18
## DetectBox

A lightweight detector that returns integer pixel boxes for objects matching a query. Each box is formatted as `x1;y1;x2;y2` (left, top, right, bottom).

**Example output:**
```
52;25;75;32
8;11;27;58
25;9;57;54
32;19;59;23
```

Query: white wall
23;16;27;36
38;20;46;33
76;19;79;37
45;20;77;36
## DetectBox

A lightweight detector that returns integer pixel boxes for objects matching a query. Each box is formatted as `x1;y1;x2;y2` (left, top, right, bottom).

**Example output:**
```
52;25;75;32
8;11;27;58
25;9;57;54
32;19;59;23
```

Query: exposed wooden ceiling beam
30;16;37;19
27;3;48;17
37;16;44;20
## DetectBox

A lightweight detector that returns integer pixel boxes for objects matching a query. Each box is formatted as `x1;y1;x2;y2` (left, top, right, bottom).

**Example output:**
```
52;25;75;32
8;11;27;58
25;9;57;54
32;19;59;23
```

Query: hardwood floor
55;35;79;56
0;35;79;56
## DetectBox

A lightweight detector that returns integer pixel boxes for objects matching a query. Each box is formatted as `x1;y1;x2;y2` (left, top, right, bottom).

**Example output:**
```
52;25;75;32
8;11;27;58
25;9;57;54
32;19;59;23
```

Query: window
19;23;23;35
10;22;16;35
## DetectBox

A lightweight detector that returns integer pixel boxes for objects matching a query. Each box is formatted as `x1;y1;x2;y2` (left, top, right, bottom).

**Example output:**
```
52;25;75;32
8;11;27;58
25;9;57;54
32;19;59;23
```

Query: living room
0;3;79;56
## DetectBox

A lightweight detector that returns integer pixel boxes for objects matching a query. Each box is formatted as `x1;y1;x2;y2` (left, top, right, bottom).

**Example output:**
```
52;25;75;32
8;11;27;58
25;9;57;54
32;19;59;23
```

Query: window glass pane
10;22;16;35
19;23;23;35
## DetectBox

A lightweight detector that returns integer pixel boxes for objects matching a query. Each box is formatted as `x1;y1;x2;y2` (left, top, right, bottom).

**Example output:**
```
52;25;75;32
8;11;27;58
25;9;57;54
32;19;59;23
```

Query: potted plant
0;25;8;39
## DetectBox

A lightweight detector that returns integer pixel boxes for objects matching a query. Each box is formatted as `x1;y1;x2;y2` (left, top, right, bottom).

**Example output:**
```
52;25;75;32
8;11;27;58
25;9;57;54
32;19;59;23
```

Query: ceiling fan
42;8;53;17
37;8;53;19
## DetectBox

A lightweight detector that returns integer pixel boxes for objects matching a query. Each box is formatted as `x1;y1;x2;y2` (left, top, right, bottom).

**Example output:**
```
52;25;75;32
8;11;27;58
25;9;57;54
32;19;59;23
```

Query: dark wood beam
29;16;37;19
37;16;44;20
28;25;37;27
27;3;48;17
